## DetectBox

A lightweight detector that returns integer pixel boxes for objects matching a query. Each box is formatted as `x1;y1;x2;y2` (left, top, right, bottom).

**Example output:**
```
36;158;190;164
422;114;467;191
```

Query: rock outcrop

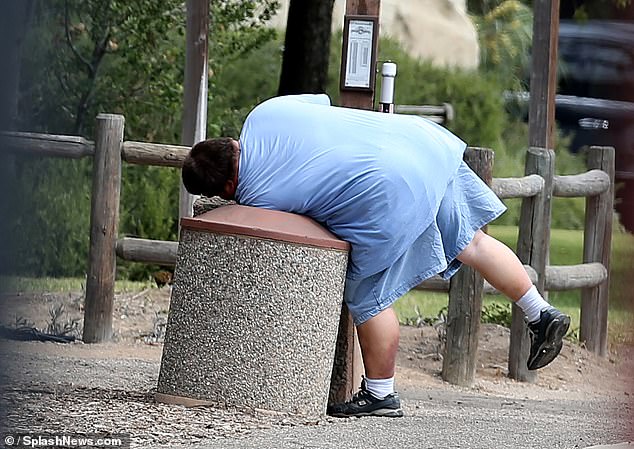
269;0;479;69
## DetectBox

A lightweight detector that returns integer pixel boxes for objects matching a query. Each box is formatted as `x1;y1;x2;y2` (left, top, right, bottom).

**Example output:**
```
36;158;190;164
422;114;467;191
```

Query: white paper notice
344;20;374;88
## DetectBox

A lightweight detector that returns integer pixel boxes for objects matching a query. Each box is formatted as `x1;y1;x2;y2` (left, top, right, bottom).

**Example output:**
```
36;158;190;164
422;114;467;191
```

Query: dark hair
182;138;236;197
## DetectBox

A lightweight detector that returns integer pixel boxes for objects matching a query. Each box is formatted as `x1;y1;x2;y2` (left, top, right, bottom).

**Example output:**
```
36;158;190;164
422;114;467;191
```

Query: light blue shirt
235;94;467;280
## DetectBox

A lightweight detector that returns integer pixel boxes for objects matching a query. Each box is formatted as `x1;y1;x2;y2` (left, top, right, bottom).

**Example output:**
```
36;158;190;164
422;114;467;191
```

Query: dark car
557;19;634;230
508;20;634;230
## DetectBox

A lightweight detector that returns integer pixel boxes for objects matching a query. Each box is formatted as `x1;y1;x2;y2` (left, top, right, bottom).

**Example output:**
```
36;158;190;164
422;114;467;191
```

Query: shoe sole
330;408;404;418
528;315;571;370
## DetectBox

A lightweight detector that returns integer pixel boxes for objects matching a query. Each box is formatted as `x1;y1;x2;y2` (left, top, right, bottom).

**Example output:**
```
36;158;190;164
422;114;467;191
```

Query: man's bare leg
457;229;570;370
330;229;569;418
328;307;404;417
356;307;400;379
354;230;530;384
456;229;532;301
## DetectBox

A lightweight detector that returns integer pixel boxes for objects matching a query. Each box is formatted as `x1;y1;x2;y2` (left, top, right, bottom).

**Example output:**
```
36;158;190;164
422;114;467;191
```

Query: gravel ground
0;288;631;449
0;338;631;449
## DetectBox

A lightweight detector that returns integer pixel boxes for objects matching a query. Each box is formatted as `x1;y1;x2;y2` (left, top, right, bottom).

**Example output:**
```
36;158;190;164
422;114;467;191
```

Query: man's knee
457;229;485;264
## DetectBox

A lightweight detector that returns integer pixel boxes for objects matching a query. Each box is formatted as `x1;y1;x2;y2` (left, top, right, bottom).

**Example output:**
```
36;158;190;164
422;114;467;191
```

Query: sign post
338;0;381;110
329;0;381;407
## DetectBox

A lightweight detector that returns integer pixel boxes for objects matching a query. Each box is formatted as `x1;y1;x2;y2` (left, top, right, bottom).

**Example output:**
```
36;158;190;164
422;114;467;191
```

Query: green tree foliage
474;0;533;91
10;0;279;278
469;0;634;89
367;37;508;150
19;0;279;140
20;1;182;137
4;156;92;277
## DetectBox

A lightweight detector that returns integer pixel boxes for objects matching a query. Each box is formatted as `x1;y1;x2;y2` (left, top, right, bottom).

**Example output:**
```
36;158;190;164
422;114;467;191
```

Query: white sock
364;376;395;399
516;285;551;323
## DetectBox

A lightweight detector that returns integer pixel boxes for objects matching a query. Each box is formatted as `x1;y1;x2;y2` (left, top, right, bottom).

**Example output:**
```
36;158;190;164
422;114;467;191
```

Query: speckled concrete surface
157;229;348;416
192;196;235;216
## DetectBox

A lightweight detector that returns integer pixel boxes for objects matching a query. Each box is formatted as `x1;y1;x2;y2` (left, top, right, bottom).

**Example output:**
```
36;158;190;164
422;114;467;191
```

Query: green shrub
3;156;92;277
481;302;513;327
208;38;284;137
116;164;181;281
10;1;279;279
325;35;508;150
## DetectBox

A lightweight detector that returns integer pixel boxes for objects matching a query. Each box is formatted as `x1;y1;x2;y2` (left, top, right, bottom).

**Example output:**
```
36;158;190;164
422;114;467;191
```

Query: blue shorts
343;161;507;325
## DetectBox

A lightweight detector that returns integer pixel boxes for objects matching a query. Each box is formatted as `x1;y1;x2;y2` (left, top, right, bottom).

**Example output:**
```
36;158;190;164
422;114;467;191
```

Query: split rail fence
3;113;614;385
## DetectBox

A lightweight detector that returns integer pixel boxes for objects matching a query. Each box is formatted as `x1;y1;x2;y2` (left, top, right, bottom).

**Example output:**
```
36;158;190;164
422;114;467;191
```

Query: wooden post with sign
328;0;381;406
508;0;560;382
338;0;380;109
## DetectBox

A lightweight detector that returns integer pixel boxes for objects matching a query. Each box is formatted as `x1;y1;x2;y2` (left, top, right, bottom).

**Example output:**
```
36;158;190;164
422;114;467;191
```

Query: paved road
194;386;632;449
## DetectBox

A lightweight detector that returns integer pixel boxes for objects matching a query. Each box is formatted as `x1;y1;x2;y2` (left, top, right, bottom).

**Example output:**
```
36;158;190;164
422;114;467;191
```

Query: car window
559;43;634;100
560;40;634;83
558;22;634;102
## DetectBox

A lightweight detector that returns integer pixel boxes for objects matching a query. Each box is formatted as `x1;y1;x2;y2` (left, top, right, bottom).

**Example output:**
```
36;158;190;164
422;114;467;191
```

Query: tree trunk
0;0;34;130
278;0;335;95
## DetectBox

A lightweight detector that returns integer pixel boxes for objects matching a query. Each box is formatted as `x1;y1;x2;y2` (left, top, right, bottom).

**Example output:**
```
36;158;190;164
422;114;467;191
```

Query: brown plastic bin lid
180;205;350;252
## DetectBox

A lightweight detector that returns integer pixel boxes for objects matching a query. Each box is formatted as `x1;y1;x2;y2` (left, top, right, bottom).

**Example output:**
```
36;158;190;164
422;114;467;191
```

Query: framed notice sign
340;16;378;91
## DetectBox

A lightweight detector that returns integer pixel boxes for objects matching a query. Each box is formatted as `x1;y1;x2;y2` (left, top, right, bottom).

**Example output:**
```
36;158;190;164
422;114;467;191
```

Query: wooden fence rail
553;170;611;197
394;103;454;124
3;131;94;158
122;141;189;167
492;174;544;199
115;237;179;266
3;124;615;386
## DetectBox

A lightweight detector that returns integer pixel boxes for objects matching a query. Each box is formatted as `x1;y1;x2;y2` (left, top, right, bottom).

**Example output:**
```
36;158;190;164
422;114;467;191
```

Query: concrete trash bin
156;205;350;416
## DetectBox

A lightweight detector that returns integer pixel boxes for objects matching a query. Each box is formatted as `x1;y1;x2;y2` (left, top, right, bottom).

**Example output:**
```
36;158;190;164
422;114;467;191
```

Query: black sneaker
327;378;404;418
527;307;571;370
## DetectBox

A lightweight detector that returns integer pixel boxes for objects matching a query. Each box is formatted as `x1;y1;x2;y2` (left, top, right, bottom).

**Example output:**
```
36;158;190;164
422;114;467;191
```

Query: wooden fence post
528;0;560;151
441;147;492;386
509;147;554;381
83;114;124;343
580;146;614;357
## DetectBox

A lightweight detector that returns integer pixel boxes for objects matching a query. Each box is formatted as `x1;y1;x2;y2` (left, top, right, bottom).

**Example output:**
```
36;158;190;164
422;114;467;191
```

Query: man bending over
181;94;570;418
